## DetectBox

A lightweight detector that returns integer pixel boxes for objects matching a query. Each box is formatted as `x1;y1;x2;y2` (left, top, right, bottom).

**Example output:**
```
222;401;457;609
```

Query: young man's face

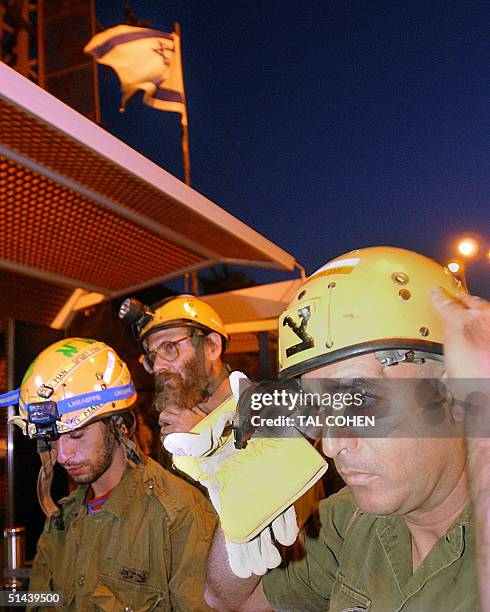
147;326;210;412
302;353;466;518
54;421;118;486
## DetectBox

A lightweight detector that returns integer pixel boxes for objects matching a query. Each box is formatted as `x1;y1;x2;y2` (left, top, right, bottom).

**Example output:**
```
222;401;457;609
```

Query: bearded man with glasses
119;295;232;446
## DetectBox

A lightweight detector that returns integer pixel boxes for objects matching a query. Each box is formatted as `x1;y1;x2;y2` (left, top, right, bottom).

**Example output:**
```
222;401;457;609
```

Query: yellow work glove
164;372;328;577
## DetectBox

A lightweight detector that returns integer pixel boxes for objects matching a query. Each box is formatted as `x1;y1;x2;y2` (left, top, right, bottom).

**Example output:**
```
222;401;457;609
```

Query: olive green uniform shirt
28;457;217;611
263;487;478;611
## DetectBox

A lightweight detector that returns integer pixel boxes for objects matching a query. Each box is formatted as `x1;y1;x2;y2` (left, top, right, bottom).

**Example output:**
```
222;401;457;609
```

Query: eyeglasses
144;333;194;370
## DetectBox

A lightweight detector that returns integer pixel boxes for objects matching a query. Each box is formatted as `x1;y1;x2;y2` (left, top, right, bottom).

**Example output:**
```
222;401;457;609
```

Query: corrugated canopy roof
0;62;297;327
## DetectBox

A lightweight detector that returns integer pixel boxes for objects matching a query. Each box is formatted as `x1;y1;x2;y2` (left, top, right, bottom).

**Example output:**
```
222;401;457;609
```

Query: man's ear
203;331;223;361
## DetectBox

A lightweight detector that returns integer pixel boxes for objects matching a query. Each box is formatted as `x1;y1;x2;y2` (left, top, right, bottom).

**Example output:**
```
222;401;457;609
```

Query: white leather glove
164;409;235;458
225;507;298;578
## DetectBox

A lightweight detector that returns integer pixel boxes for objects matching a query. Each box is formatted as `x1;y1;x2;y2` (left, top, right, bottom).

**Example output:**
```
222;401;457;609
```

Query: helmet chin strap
193;333;230;403
200;364;231;403
36;439;64;529
111;414;144;466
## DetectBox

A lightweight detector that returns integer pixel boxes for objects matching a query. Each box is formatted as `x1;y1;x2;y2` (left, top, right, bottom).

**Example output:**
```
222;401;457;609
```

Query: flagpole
174;21;197;293
174;22;191;187
182;122;191;187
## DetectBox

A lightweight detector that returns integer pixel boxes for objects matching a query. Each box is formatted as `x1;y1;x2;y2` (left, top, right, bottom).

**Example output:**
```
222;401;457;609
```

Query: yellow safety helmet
18;337;136;436
278;246;465;378
139;295;229;350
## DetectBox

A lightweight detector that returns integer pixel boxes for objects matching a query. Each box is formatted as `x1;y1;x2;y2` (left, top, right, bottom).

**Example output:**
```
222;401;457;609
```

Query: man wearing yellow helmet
203;246;490;611
119;295;232;444
6;338;216;611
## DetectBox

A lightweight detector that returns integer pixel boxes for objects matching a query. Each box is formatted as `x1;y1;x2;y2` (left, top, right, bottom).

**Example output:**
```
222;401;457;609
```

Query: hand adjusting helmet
3;338;138;527
278;246;466;378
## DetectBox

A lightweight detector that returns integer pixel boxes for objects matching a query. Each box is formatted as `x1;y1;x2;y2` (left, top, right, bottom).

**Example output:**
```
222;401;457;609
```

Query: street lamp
457;237;479;258
449;235;489;293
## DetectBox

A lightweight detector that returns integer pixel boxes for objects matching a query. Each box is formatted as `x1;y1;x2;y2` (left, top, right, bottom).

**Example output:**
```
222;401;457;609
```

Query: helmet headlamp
118;297;154;338
27;401;60;441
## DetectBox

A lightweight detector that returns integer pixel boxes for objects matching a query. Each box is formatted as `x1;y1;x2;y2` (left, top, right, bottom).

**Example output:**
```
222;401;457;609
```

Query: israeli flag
85;25;188;125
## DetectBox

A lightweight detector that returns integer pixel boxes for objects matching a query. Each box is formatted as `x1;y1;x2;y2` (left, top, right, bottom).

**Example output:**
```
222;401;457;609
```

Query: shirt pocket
90;574;168;611
332;572;371;612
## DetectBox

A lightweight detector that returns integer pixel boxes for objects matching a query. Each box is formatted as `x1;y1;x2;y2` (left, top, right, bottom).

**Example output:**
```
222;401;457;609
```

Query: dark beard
72;426;117;485
153;351;209;412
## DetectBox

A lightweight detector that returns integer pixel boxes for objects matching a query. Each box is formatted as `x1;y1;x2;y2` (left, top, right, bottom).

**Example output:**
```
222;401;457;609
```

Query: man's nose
55;436;75;465
322;428;360;458
152;354;171;374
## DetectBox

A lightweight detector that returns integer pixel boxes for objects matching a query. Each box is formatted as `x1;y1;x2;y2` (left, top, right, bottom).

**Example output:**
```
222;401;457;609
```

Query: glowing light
447;261;460;273
457;238;479;257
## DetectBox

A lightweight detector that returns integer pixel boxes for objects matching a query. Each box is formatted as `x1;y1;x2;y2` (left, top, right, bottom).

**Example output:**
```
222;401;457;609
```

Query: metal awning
0;62;298;327
202;279;303;355
202;279;303;335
